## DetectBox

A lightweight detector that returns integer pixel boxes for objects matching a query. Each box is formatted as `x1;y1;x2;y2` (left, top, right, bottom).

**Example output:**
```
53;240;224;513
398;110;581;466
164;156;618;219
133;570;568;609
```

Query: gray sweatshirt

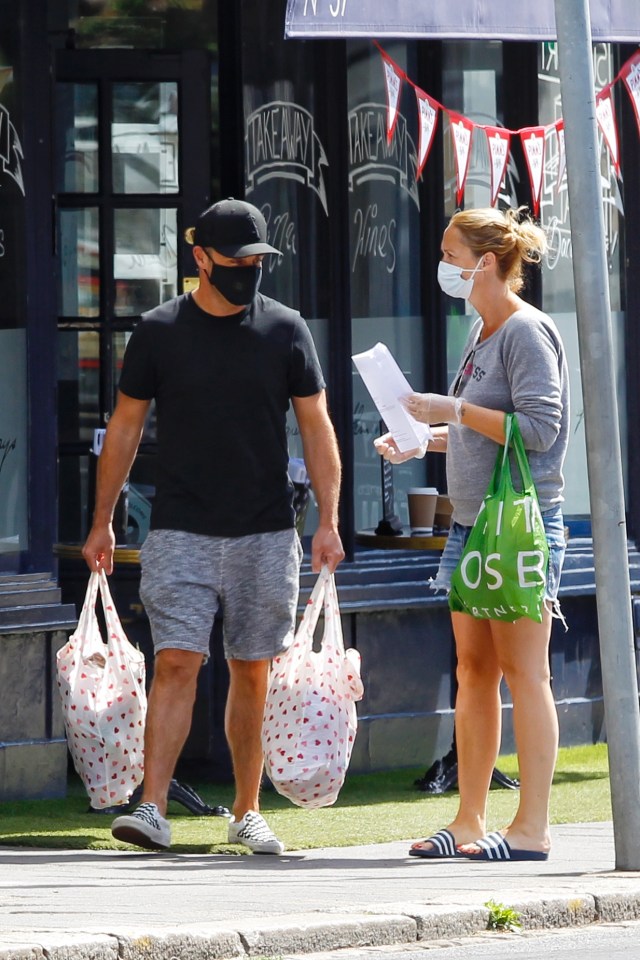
447;307;570;526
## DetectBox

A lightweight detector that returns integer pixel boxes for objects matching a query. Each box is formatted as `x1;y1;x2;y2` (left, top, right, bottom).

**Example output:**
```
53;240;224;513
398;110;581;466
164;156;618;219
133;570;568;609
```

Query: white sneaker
111;802;171;850
228;810;285;855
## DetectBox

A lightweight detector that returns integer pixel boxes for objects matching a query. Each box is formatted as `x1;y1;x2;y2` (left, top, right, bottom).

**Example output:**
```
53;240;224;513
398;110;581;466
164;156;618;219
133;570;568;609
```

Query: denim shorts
139;528;303;661
432;504;567;606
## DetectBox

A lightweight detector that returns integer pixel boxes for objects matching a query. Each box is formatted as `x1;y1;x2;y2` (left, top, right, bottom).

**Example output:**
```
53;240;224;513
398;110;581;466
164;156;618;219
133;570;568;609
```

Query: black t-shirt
118;292;325;537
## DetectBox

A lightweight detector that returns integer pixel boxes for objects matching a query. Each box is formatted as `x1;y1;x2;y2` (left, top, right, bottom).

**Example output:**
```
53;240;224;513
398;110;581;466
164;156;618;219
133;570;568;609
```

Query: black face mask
206;257;262;306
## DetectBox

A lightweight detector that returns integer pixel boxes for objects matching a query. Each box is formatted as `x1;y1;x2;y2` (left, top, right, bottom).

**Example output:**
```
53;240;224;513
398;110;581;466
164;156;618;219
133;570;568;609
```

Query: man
82;197;344;855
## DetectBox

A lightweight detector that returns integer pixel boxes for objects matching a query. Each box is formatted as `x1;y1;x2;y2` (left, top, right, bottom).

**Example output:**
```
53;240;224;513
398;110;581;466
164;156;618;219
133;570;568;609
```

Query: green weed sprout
484;899;523;933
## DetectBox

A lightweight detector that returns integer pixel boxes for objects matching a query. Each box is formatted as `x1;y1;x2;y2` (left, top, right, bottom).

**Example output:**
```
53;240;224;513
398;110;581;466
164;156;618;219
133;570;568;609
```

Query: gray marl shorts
139;528;303;661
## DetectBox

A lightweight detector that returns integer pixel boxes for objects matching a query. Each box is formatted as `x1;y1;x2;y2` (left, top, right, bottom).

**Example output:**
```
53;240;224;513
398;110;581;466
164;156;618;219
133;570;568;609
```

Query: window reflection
56;83;99;193
538;41;626;516
68;0;209;51
113;207;178;315
58;208;100;317
57;330;100;445
347;41;428;531
442;43;513;385
112;82;179;194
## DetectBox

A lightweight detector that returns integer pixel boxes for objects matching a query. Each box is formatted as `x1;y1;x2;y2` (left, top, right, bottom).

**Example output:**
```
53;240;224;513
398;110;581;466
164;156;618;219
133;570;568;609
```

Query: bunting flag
449;111;475;206
554;119;566;194
596;86;621;179
374;43;640;214
621;51;640;137
380;49;404;145
519;127;546;217
415;86;439;179
484;126;511;207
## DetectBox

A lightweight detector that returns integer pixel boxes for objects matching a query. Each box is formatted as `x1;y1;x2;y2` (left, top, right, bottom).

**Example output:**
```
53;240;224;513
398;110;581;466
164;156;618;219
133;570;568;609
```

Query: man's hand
82;522;116;575
311;524;345;574
374;432;425;464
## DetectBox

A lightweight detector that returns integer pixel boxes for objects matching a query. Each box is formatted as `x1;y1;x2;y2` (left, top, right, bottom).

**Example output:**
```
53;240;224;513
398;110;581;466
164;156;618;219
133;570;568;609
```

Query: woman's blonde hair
448;206;546;293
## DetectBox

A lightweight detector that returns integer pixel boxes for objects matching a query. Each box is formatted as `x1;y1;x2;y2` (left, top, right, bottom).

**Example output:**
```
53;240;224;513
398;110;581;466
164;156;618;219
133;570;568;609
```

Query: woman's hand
373;432;425;463
403;393;462;425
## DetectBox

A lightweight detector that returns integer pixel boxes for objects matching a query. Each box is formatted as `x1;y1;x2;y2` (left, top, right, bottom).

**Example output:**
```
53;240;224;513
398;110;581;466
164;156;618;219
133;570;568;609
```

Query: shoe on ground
228;810;285;855
415;753;458;794
111;801;171;850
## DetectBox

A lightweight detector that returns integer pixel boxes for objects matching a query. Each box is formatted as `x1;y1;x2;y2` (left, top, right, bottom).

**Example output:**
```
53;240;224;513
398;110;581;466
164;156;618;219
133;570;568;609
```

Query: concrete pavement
1;822;640;958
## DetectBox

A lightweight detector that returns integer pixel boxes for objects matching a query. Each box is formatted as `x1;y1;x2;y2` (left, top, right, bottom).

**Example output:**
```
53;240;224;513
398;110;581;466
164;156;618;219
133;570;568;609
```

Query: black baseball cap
187;197;282;257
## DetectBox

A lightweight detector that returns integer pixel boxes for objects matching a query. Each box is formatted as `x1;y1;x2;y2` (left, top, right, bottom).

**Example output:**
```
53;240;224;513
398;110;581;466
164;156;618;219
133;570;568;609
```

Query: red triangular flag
596;86;621;179
519;126;546;217
380;50;404;145
554;119;566;194
415;87;439;180
483;126;511;207
620;51;640;138
448;111;475;207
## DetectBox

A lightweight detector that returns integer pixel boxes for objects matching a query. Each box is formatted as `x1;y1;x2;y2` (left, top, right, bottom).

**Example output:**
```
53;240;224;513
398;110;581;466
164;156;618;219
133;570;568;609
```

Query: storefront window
0;330;28;567
538;41;626;517
112;82;179;195
57;330;100;445
348;41;427;532
114;207;178;316
54;39;216;544
0;15;28;570
442;42;513;386
55;82;99;193
241;1;334;533
58;207;100;318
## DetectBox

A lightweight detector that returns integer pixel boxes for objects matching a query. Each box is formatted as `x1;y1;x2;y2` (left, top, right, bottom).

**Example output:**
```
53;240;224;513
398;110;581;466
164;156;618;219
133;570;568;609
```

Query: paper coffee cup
407;487;438;534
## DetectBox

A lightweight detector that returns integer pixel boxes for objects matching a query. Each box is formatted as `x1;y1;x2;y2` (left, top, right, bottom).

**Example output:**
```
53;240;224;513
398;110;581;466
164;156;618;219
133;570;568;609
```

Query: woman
375;207;569;861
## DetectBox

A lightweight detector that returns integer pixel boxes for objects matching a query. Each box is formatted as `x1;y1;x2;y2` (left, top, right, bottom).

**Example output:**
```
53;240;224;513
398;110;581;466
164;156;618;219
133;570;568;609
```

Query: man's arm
82;392;151;575
291;390;345;573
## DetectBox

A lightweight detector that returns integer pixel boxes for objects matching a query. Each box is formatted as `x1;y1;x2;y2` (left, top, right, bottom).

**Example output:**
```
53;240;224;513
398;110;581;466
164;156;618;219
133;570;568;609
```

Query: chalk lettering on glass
261;203;296;271
539;41;622;270
0;104;25;195
245;102;329;215
353;401;374;437
348;104;419;208
351;204;397;274
0;437;17;479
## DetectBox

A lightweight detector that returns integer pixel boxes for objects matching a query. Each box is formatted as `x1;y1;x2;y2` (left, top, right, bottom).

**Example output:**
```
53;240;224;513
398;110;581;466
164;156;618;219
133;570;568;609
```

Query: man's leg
141;648;204;815
221;529;301;854
225;657;270;820
111;648;203;849
224;656;285;854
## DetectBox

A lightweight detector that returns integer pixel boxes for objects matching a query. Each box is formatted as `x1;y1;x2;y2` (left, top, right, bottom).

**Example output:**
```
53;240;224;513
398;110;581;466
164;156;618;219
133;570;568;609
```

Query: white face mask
437;258;484;300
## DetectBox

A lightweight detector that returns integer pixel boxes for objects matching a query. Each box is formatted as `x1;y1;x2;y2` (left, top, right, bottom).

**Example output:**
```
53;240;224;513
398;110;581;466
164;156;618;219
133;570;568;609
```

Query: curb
1;893;640;959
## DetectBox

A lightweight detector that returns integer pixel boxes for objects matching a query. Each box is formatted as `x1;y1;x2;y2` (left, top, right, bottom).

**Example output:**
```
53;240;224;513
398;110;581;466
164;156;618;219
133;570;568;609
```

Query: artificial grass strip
0;744;610;852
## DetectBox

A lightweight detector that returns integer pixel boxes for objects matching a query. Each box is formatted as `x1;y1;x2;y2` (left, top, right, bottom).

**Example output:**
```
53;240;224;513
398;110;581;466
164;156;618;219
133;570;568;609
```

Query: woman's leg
411;611;503;851
452;612;504;834
463;608;557;854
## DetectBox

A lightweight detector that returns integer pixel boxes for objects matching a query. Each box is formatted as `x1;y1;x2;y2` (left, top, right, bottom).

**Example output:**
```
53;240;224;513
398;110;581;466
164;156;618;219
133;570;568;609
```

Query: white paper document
352;342;432;453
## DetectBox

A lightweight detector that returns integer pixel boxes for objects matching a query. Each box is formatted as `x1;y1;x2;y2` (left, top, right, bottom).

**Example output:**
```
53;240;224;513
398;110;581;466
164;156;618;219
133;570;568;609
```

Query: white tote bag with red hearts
56;570;147;809
262;565;363;809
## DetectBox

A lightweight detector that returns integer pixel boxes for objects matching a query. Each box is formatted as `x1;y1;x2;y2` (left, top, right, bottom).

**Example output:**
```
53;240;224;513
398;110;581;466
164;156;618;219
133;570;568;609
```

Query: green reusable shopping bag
448;414;549;623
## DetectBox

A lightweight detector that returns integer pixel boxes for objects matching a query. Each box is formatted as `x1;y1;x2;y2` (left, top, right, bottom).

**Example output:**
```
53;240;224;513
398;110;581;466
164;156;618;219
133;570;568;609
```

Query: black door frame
53;48;212;544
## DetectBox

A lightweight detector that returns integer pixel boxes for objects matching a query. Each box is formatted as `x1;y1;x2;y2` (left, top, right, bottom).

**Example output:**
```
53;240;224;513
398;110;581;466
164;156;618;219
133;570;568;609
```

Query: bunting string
375;40;640;215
